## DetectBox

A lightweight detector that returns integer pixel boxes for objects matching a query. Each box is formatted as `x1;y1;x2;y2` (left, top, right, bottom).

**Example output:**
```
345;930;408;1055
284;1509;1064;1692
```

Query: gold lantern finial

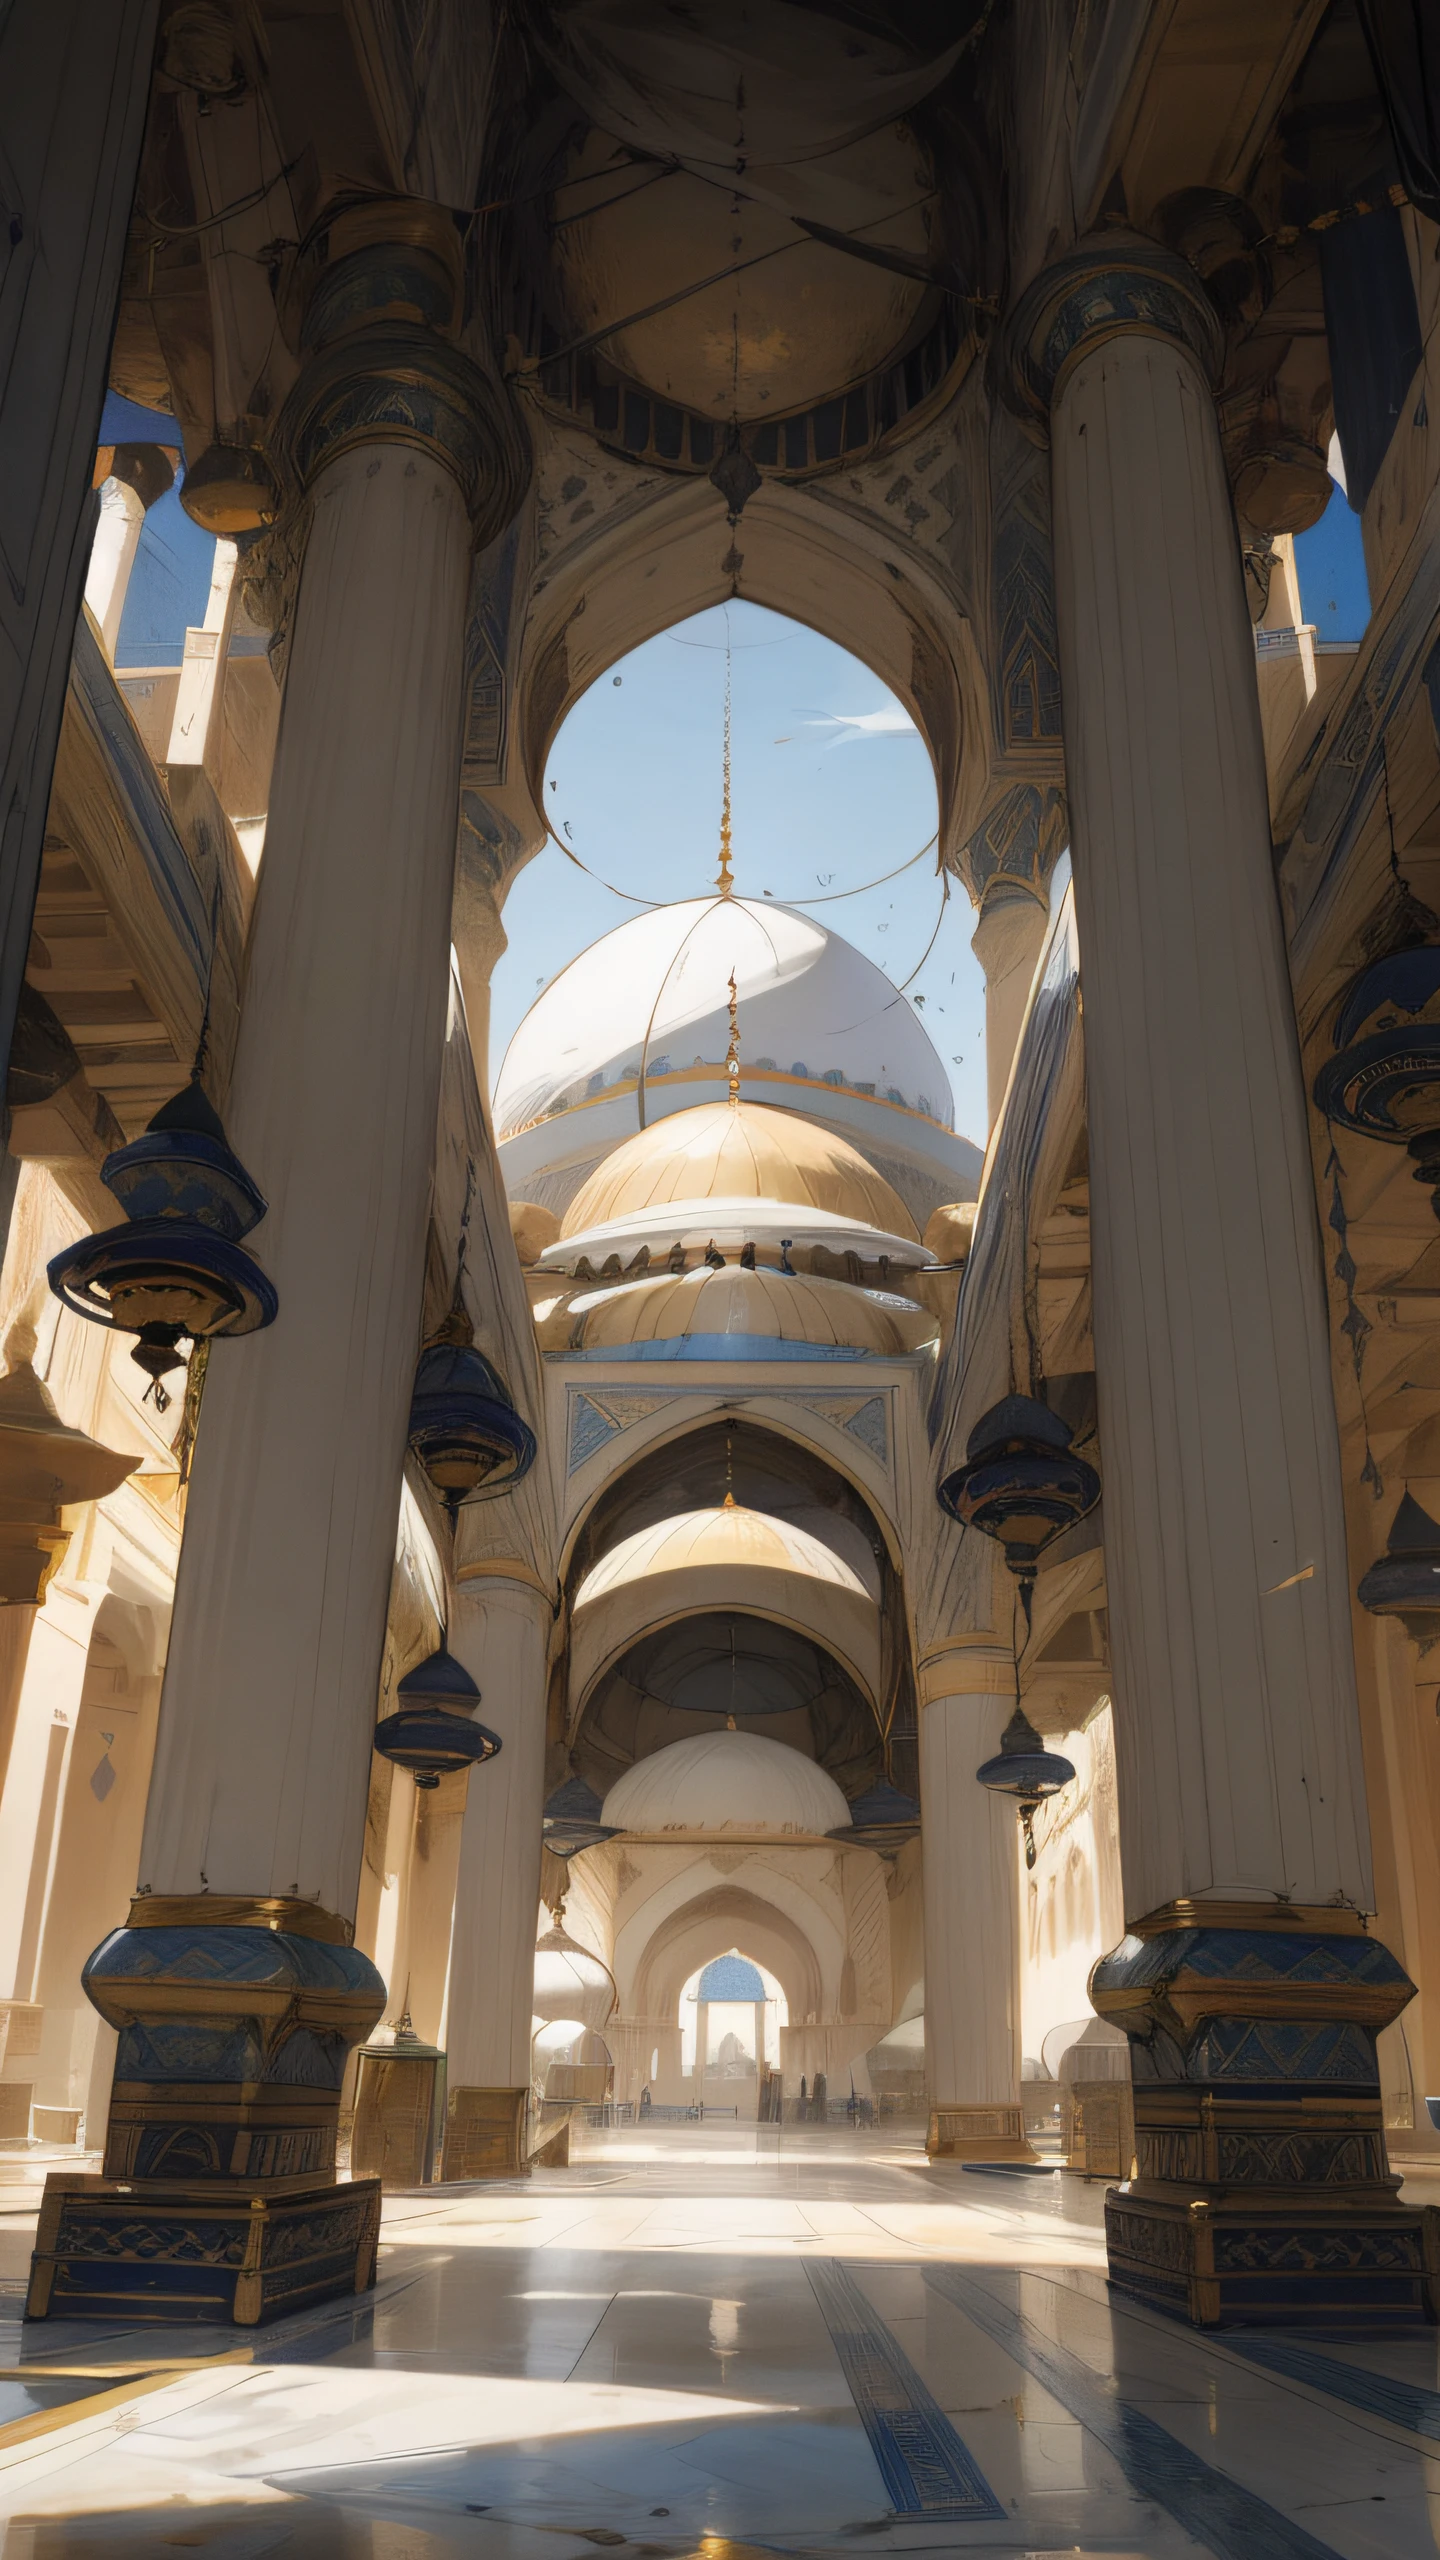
716;640;734;897
726;969;741;1109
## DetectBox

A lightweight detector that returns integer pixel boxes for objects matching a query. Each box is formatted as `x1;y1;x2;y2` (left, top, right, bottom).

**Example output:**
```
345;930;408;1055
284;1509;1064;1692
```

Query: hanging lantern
373;1643;501;1789
533;1905;616;2033
938;1394;1100;1620
976;1704;1076;1870
829;1778;921;1854
47;1077;276;1409
1313;946;1440;1217
407;1293;535;1509
542;1772;621;1859
1358;1492;1440;1650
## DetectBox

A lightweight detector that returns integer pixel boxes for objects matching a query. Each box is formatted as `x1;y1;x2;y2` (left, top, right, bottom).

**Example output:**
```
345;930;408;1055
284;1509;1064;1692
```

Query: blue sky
490;600;991;1145
1293;476;1371;645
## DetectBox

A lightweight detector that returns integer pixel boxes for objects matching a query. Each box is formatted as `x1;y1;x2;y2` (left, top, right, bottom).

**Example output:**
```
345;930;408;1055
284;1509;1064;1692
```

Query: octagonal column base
26;1898;385;2323
1105;2185;1439;2330
1094;1904;1437;2327
927;2104;1039;2163
25;2172;380;2325
441;2084;529;2179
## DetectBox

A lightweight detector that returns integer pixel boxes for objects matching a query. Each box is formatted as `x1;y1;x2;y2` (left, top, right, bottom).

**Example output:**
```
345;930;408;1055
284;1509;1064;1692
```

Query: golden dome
538;1262;938;1357
509;1200;560;1265
560;1101;918;1243
923;1202;976;1263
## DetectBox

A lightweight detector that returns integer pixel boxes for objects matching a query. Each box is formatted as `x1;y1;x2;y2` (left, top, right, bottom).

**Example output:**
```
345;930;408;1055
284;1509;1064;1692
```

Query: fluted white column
1024;243;1373;1921
996;244;1425;2331
972;883;1050;1131
919;1668;1032;2160
137;441;471;1916
443;1575;551;2088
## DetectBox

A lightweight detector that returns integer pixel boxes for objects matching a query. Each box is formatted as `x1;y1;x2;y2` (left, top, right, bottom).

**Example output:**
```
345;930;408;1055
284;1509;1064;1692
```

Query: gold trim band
1128;1900;1369;1939
126;1894;353;1946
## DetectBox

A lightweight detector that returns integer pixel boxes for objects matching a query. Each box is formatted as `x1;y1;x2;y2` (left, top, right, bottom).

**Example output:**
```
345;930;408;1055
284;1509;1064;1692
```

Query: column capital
1000;231;1223;428
275;198;529;547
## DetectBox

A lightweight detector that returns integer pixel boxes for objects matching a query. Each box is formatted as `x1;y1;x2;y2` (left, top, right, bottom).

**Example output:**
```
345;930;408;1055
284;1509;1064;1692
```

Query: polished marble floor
1;2122;1440;2555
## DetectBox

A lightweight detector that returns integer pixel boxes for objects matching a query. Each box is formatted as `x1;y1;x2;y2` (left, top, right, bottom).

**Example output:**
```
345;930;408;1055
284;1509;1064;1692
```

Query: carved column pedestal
26;1897;383;2324
1093;1905;1435;2328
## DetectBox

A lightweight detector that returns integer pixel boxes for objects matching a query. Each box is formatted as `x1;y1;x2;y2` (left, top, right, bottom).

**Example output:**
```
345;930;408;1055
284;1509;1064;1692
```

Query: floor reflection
1;2123;1438;2556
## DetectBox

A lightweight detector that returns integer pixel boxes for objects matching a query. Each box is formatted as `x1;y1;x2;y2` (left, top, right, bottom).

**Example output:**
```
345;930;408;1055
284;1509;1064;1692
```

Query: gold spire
726;968;741;1108
715;640;734;896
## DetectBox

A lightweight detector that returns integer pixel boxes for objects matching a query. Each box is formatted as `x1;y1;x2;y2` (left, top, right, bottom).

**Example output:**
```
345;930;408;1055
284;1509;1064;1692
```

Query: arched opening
557;1415;917;1810
511;477;984;836
490;597;988;1160
680;1952;787;2112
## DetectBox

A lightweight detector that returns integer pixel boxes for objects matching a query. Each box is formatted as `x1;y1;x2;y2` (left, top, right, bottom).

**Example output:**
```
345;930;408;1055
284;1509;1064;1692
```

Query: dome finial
726;969;741;1108
716;633;735;897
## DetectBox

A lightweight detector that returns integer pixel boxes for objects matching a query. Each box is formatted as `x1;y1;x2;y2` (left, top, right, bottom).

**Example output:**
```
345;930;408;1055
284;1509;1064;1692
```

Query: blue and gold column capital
271;195;530;549
1090;1901;1439;2328
999;229;1224;431
26;1896;385;2327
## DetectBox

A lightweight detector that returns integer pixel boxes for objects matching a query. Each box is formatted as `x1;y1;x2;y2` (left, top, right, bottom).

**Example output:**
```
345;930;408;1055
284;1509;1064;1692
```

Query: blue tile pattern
806;2257;1005;2520
1227;2332;1440;2444
922;2263;1349;2560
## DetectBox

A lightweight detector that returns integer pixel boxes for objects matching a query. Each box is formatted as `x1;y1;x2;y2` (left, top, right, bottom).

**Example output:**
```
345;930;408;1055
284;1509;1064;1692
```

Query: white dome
495;897;953;1137
601;1729;851;1836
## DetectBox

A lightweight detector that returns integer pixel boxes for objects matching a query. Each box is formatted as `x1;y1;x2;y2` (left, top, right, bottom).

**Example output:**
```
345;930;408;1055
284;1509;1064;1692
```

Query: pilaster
440;1573;551;2178
920;1654;1033;2164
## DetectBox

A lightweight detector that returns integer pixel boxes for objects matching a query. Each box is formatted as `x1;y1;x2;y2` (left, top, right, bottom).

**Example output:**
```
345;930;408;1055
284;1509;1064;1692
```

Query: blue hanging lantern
373;1644;501;1790
407;1292;535;1510
542;1772;621;1859
47;1076;276;1410
976;1704;1076;1870
1313;946;1440;1216
1358;1491;1440;1649
829;1778;921;1854
938;1393;1100;1622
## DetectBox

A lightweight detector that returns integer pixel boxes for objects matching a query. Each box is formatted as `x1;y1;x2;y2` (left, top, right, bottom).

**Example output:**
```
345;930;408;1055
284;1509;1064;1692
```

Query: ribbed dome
561;1101;917;1241
602;1729;852;1835
541;1263;938;1358
576;1503;870;1606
